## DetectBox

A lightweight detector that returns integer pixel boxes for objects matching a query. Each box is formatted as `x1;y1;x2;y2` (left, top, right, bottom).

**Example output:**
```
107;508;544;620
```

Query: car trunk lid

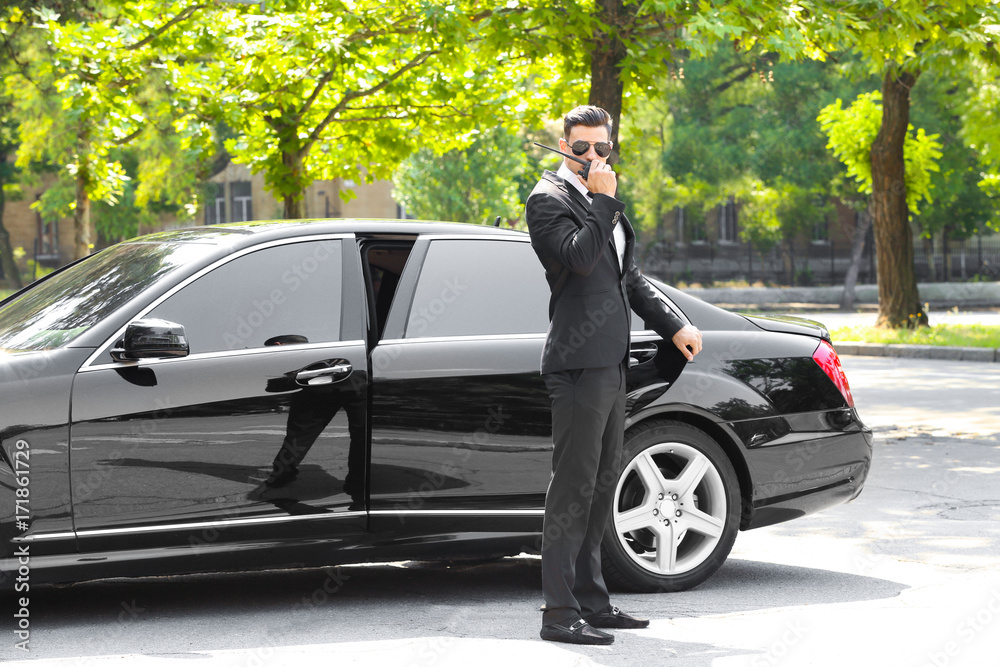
742;314;831;342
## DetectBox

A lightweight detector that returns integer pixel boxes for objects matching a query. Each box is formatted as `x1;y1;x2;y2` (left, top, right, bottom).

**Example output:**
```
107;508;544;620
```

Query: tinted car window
148;240;343;353
406;239;549;338
0;242;214;352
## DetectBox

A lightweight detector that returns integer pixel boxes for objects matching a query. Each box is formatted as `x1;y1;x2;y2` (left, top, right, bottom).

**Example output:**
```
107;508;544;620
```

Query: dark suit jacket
526;171;685;374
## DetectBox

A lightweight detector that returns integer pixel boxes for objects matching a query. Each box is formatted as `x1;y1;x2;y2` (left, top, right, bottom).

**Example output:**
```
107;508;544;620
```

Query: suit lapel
565;184;592;216
541;171;589;224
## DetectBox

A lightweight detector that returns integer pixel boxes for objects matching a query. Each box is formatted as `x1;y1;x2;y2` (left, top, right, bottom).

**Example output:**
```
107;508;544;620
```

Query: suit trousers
540;362;626;625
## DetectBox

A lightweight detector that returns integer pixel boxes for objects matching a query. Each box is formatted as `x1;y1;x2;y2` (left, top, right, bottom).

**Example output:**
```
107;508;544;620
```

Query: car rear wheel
602;419;740;592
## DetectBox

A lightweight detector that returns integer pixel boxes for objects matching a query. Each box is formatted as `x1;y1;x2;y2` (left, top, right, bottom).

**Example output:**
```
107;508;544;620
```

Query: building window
688;208;707;244
719;198;737;243
812;216;830;244
231;181;253;222
205;184;226;225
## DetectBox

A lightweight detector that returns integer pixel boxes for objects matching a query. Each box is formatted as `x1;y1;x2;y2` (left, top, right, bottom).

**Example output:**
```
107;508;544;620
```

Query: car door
69;236;369;555
368;235;554;531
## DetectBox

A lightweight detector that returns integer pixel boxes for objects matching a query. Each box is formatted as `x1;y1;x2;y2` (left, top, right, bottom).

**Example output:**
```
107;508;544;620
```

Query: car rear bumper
744;426;873;530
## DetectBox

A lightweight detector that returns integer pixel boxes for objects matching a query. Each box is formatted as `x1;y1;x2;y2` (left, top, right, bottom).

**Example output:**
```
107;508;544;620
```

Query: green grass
0;289;13;301
831;324;1000;348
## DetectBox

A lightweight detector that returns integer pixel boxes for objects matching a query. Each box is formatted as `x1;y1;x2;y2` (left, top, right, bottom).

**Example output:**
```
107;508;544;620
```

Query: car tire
601;419;740;592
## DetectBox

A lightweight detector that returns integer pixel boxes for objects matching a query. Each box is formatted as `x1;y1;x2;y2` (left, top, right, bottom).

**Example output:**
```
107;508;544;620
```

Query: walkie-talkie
533;142;592;180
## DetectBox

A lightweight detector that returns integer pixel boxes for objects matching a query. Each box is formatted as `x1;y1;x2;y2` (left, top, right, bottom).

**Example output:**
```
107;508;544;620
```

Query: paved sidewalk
3;638;606;667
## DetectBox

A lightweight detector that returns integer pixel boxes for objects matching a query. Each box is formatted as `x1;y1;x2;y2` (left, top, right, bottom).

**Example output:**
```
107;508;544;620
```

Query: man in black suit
526;105;703;645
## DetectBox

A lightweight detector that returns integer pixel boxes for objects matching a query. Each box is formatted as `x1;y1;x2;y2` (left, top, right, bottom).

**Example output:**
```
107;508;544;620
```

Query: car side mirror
111;319;189;361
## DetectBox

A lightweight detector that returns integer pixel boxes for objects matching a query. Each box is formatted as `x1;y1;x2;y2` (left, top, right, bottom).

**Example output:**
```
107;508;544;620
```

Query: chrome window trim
376;332;670;346
81;234;355;371
80;339;366;373
377;333;547;347
417;233;530;242
368;509;545;516
11;531;75;543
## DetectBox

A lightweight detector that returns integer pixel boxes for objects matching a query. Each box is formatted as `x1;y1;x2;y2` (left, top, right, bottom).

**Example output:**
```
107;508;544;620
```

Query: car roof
126;219;528;247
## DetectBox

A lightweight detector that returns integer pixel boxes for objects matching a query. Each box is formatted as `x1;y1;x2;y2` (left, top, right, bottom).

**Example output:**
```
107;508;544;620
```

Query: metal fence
640;232;1000;286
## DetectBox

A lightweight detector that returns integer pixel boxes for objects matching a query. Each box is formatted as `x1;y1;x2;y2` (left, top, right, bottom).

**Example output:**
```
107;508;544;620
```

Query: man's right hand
585;158;617;197
672;324;703;362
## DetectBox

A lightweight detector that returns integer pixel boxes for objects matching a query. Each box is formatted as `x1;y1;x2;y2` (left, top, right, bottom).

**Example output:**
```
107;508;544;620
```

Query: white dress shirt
557;162;626;272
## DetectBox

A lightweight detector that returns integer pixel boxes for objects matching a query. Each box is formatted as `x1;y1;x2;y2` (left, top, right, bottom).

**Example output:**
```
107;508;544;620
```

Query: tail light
813;340;855;407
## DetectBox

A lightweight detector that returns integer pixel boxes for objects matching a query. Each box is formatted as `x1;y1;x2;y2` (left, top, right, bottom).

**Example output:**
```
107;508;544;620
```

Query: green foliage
734;179;782;253
621;46;847;246
2;1;214;248
908;66;1000;239
818;91;943;216
961;57;1000;225
393;127;532;226
732;177;832;255
830;323;1000;349
173;0;560;216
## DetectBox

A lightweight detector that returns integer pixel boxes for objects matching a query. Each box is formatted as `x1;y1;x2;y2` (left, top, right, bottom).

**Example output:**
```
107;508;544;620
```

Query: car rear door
368;235;553;531
69;236;369;557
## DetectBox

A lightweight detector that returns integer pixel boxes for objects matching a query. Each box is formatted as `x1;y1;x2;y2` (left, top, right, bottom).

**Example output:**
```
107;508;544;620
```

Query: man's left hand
671;324;702;361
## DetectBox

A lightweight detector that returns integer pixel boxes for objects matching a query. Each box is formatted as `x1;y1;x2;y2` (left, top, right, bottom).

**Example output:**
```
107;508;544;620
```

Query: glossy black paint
369;337;551;512
0;349;83;575
70;344;369;553
0;219;872;587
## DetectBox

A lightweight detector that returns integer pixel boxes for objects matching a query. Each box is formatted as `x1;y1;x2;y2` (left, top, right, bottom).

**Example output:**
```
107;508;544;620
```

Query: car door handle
295;362;352;386
629;344;658;368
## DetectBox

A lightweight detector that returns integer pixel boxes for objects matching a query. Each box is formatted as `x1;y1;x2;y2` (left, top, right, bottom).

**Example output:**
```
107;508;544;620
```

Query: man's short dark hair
563;105;612;139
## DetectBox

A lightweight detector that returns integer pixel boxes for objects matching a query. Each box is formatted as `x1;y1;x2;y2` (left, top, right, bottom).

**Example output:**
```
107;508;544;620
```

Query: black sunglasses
569;140;612;158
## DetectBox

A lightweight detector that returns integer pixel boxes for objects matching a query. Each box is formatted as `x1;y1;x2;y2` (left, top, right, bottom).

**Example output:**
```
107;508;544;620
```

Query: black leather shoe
584;605;650;629
540;619;614;645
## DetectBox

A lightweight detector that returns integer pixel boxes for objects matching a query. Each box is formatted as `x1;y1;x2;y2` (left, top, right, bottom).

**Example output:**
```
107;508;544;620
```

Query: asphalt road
4;357;999;667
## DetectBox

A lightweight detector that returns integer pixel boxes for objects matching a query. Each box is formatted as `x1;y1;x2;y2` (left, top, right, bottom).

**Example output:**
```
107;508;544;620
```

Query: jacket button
612;211;621;225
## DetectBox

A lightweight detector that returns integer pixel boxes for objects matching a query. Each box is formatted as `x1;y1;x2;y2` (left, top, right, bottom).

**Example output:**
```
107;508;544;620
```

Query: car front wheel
602;419;740;592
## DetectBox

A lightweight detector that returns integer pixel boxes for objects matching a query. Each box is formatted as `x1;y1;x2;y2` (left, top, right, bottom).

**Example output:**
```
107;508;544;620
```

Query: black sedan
0;220;871;592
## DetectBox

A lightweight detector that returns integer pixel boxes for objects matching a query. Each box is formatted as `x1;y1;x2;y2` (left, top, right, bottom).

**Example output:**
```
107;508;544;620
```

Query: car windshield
0;242;215;352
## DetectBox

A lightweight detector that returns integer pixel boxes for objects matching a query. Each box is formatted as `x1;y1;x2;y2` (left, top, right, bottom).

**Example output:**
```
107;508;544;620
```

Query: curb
834;341;999;363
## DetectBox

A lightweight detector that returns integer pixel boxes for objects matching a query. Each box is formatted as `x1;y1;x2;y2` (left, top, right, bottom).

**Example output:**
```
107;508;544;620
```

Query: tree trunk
282;151;306;219
0;153;23;288
784;238;796;285
841;208;872;310
870;68;927;328
73;170;92;261
588;0;635;163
